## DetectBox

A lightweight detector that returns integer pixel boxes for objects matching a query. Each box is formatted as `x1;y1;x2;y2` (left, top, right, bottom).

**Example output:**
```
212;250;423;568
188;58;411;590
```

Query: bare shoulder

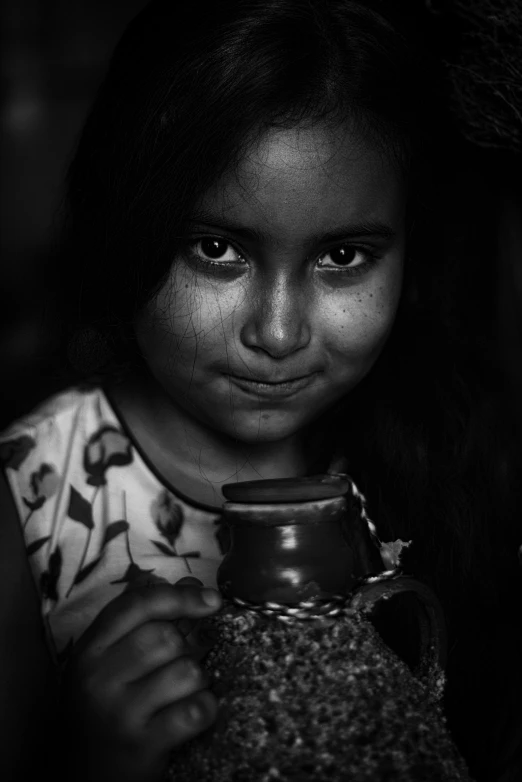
0;469;59;780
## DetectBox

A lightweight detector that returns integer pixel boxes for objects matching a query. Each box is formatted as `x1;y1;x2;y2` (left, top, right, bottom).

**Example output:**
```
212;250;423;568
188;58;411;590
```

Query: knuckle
126;589;155;614
182;656;204;685
123;584;169;614
168;655;209;694
131;622;179;659
189;689;218;726
131;623;162;656
166;691;217;743
159;621;181;651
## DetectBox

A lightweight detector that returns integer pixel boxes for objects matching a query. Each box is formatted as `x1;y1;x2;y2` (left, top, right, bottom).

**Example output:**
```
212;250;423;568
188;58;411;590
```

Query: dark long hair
52;1;521;779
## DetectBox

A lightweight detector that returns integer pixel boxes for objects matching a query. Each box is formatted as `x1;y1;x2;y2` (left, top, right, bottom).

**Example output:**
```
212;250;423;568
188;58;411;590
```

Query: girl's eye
317;244;374;273
190;237;243;264
186;236;377;276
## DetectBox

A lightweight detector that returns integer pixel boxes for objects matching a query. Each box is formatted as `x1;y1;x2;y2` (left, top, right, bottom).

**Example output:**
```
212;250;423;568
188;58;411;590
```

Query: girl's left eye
317;244;374;273
190;237;243;264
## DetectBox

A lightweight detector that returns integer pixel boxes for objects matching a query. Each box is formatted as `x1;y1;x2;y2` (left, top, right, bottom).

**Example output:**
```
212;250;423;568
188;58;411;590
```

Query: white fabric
0;386;224;668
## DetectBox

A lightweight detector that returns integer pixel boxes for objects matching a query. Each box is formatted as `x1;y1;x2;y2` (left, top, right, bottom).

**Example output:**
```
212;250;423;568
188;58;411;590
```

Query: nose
240;272;311;358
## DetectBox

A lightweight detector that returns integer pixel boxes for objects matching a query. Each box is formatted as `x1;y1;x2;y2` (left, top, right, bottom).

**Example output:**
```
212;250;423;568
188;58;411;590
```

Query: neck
107;372;327;508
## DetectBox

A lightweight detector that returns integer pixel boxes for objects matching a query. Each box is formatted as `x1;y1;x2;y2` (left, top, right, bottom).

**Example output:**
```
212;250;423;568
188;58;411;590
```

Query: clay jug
168;474;472;782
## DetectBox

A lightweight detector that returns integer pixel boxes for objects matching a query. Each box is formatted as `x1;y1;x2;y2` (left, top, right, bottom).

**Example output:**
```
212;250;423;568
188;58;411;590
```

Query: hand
59;576;222;782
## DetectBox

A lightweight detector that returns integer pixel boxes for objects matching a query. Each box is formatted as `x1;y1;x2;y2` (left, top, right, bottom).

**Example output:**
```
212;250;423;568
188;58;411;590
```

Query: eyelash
184;236;380;278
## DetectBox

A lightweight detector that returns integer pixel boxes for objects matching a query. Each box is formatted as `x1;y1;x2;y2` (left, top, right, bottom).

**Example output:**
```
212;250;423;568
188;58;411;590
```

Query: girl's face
135;124;405;445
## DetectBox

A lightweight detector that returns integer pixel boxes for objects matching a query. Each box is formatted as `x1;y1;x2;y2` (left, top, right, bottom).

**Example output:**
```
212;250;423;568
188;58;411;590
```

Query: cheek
135;267;243;363
322;267;403;361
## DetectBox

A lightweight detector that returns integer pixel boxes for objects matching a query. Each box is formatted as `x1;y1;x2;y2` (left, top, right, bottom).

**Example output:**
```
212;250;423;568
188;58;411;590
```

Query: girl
0;1;520;780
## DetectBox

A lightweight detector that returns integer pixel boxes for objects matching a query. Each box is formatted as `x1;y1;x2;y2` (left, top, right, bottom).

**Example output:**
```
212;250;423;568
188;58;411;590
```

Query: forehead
195;124;406;235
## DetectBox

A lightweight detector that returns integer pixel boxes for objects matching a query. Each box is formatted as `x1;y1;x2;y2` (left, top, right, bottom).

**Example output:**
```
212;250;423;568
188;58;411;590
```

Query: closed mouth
226;373;317;397
234;374;311;385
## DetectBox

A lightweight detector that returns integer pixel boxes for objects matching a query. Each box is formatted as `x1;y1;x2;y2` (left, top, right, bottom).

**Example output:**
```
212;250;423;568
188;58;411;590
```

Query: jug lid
222;473;350;503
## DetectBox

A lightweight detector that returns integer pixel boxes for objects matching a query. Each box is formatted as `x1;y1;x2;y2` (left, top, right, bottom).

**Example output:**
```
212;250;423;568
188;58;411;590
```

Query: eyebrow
186;213;397;244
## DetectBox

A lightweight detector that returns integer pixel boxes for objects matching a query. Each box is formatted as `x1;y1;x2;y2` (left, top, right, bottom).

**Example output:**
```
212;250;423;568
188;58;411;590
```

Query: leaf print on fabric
0;435;36;470
152;540;178;557
23;463;60;514
111;562;156;590
40;546;63;602
103;519;130;546
74;557;103;586
151;489;184;553
26;535;51;556
69;521;130;591
66;485;98;598
67;485;94;529
83;425;133;487
152;540;201;559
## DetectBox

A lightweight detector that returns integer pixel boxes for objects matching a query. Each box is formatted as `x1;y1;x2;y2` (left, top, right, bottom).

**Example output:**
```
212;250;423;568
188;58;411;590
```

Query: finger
130;654;209;722
126;573;170;591
101;620;188;683
176;618;221;662
74;583;222;661
173;579;214;643
146;689;219;754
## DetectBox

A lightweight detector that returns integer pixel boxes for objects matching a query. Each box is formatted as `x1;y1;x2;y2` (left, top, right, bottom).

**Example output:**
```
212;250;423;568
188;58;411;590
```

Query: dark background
0;0;148;430
1;0;521;433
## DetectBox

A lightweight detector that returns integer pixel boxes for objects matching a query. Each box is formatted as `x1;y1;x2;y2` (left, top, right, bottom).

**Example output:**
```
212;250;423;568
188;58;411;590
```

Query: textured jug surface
168;608;472;782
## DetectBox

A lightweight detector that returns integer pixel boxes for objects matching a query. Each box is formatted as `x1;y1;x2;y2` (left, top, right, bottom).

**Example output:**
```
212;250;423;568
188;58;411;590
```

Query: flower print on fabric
151;488;201;572
83;425;133;487
152;489;185;554
20;462;60;539
23;463;60;513
0;435;36;470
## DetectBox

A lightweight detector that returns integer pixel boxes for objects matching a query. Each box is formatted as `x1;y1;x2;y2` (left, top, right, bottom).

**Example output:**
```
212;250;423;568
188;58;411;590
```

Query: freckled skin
133;124;405;487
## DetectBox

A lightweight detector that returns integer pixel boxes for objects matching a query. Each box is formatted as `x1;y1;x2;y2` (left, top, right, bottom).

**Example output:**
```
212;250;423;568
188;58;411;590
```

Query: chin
210;410;308;445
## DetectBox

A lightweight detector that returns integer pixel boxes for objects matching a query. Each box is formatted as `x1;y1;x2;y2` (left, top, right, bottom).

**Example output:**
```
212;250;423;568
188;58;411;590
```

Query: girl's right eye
188;237;244;265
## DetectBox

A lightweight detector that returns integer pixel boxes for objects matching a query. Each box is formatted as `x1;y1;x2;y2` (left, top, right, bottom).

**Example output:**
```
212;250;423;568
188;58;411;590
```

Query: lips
233;374;312;385
226;372;318;399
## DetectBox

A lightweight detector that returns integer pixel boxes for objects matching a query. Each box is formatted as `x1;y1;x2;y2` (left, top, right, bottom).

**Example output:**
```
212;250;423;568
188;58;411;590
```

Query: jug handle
348;574;448;679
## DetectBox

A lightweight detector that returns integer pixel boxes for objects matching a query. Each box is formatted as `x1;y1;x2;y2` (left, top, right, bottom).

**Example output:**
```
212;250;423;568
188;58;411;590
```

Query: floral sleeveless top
0;386;227;671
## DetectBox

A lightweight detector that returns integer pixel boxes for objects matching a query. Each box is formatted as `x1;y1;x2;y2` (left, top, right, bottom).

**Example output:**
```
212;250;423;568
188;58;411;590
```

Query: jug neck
222;495;347;526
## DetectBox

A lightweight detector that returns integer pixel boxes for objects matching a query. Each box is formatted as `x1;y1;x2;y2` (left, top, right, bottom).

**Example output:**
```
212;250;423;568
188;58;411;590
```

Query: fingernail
201;588;221;608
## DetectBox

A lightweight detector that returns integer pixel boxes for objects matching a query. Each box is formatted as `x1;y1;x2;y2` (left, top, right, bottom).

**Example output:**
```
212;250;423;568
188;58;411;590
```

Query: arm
0;469;60;781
